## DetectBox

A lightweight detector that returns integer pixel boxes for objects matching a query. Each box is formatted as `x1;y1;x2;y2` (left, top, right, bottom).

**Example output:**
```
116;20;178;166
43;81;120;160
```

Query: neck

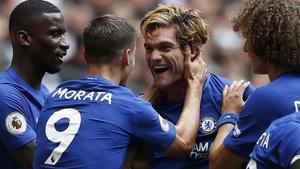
161;80;187;101
267;64;285;82
87;64;122;85
11;56;44;90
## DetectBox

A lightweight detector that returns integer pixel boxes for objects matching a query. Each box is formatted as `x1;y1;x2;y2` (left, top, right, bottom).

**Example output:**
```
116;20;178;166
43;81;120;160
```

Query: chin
253;69;268;74
46;66;61;74
154;81;170;90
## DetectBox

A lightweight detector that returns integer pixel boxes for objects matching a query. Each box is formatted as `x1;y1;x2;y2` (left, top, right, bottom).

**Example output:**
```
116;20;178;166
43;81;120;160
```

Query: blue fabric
217;113;239;128
149;73;255;169
0;67;49;169
247;112;300;169
224;74;300;160
34;76;176;169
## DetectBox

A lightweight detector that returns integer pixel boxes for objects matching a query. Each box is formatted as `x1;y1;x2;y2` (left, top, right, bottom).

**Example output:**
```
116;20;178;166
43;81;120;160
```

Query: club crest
200;116;216;135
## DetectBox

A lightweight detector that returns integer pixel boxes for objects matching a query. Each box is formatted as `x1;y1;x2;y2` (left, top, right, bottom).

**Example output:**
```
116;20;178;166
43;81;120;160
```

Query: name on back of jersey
52;88;112;104
256;132;270;149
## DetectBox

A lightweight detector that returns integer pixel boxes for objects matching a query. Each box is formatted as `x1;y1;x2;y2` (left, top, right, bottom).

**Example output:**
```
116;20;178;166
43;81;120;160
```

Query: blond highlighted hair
140;4;209;51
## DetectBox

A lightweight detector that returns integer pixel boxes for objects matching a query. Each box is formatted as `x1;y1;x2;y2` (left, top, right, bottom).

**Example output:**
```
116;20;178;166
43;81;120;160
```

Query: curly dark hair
232;0;300;73
140;4;209;52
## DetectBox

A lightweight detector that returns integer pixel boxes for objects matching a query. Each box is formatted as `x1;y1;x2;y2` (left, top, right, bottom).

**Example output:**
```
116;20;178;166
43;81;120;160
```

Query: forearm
209;124;245;169
12;140;35;169
209;124;234;167
175;81;202;148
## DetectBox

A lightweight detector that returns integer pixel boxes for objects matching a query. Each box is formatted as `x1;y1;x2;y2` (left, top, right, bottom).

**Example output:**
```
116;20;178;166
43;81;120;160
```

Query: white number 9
246;159;257;169
44;108;81;165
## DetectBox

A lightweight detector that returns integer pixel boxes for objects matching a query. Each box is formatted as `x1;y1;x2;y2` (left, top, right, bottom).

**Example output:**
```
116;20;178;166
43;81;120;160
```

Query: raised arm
162;46;207;158
209;80;250;169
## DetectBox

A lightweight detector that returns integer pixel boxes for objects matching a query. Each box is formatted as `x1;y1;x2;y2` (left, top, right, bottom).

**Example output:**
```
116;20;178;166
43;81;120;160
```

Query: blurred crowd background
0;0;269;94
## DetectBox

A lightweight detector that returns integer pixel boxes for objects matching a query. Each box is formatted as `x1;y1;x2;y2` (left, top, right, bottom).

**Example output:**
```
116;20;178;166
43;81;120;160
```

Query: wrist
217;113;239;128
187;79;204;89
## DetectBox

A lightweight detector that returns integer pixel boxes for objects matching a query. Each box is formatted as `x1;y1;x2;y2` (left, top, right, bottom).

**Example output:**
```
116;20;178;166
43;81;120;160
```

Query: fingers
183;45;192;65
224;80;250;104
222;80;250;114
222;84;228;98
183;45;202;63
183;44;207;84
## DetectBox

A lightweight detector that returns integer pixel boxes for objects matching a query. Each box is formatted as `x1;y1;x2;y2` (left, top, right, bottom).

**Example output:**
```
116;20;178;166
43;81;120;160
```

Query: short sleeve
132;99;176;152
279;124;300;167
0;85;36;151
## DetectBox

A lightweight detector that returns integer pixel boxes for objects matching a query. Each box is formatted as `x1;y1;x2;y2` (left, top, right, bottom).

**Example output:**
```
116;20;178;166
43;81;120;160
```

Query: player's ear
189;44;201;61
182;44;200;61
16;30;31;47
122;49;131;66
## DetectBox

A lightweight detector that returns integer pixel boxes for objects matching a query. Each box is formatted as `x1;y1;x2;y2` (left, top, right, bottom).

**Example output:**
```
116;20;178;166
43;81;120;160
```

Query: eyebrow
144;41;176;47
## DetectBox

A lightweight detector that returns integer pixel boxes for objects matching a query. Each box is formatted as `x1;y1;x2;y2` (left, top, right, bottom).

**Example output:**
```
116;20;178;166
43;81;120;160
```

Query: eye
159;45;172;52
144;46;153;54
50;30;64;38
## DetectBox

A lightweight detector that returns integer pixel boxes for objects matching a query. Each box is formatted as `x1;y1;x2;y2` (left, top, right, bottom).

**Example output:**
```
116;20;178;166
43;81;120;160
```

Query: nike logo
223;115;231;119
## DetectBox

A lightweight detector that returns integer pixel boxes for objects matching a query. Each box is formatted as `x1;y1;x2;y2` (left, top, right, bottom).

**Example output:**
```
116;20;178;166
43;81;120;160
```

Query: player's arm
209;80;250;169
162;45;207;158
0;87;36;169
290;159;300;169
12;140;35;169
129;45;206;169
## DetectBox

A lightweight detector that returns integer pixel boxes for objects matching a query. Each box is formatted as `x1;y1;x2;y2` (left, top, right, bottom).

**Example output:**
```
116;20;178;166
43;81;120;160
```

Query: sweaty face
144;27;184;89
30;13;69;74
243;38;267;74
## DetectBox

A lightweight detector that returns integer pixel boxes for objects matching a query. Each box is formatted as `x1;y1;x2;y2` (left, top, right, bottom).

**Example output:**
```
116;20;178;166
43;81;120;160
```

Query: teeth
154;65;168;69
153;65;169;74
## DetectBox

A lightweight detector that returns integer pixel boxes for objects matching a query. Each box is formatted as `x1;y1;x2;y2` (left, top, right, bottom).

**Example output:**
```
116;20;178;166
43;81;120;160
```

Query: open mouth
154;65;169;74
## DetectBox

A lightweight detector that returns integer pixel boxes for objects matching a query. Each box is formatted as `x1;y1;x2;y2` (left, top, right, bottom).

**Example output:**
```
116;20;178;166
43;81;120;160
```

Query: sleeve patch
5;112;27;135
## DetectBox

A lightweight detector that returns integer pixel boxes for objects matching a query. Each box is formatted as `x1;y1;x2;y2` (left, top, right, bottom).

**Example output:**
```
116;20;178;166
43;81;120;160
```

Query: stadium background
0;0;269;93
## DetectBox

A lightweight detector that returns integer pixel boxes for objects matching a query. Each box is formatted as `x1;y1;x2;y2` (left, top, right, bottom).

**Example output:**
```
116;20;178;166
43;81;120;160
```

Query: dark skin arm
290;159;300;169
122;141;150;169
12;140;35;169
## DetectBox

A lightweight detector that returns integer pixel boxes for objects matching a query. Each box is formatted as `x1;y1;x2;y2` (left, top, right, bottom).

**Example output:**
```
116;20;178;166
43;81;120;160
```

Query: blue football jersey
0;67;49;169
246;112;300;169
224;74;300;160
149;73;255;169
34;76;176;169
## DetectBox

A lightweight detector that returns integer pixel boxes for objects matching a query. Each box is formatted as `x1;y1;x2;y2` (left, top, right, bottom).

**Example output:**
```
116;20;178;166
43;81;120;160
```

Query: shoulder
262;113;300;145
0;84;28;115
207;73;255;98
0;84;25;101
245;85;275;103
273;113;300;133
206;73;231;87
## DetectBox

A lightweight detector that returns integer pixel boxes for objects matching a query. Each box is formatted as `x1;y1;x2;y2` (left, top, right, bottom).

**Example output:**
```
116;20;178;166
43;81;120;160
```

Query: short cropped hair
9;0;61;34
83;14;137;64
140;4;209;50
232;0;300;73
